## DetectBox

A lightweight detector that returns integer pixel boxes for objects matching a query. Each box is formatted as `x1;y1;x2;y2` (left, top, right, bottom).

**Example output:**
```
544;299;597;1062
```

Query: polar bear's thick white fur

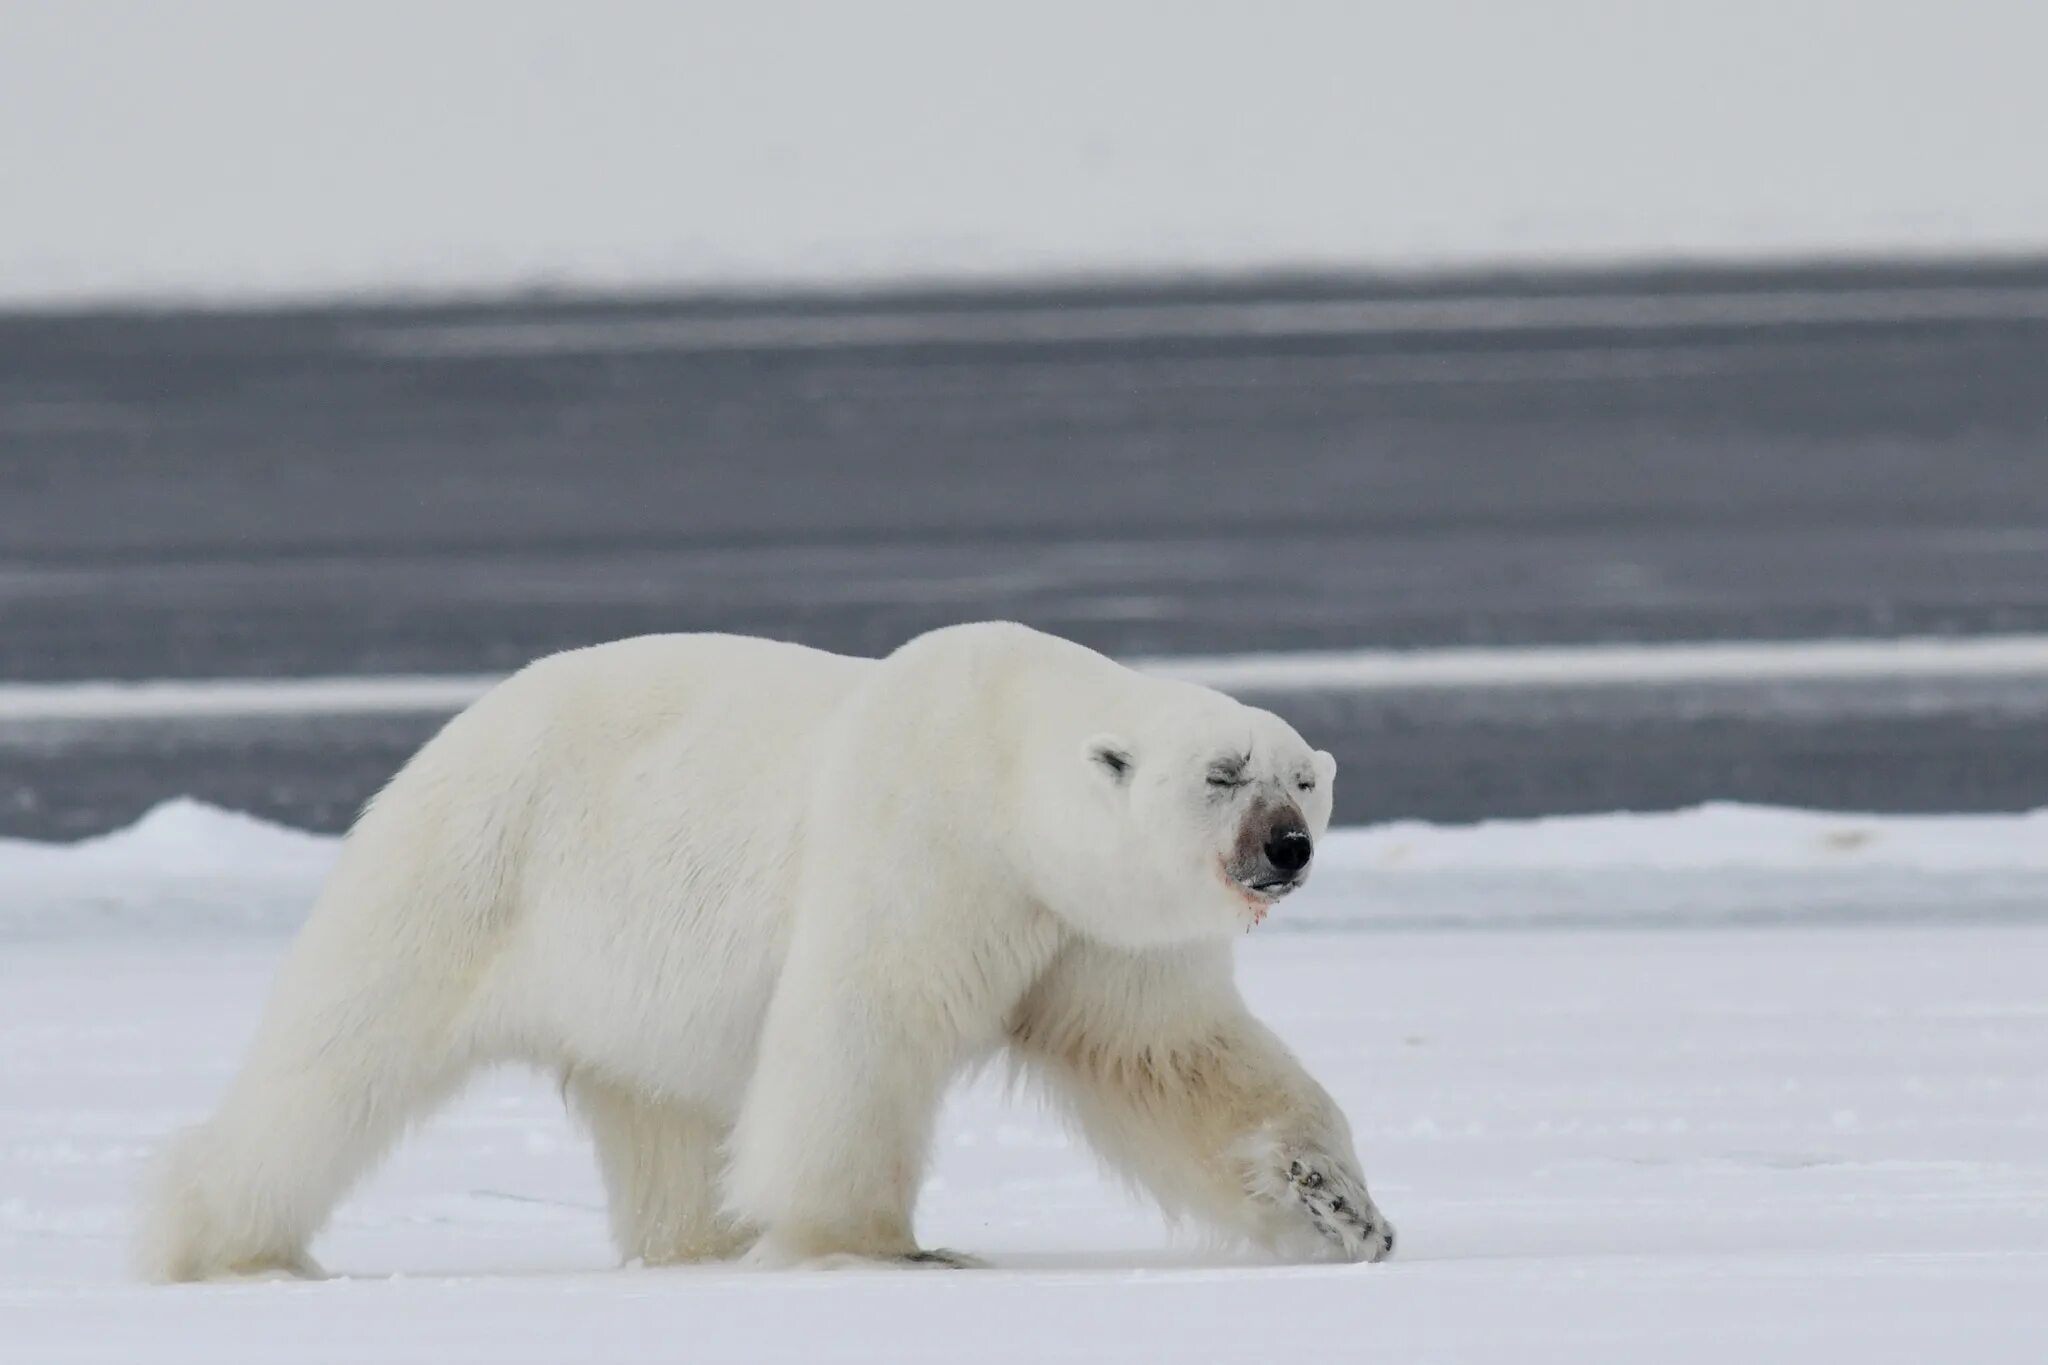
137;622;1394;1279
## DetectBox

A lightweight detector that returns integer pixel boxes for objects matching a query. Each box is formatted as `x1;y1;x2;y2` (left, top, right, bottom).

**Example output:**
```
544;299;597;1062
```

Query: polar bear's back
343;632;877;930
513;631;875;721
345;620;1156;943
352;624;1182;928
481;631;880;863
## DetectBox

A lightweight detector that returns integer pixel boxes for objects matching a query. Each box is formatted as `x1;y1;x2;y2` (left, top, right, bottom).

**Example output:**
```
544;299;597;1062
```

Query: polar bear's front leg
725;915;991;1268
567;1074;756;1265
1009;940;1395;1264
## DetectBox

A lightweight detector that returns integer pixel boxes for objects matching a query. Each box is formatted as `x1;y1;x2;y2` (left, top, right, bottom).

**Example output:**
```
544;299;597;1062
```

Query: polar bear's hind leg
135;787;509;1283
134;1006;472;1283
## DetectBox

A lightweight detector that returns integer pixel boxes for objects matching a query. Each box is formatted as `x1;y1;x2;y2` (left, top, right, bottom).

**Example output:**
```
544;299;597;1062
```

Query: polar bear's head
1061;693;1337;948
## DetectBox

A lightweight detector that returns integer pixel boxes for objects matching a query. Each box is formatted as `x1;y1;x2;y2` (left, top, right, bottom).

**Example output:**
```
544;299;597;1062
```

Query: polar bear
138;622;1394;1279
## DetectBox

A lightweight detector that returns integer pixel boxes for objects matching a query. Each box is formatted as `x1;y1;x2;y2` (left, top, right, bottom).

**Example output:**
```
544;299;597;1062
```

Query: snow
4;1;2047;306
6;798;2043;938
0;801;336;938
3;802;2042;1359
4;926;2045;1362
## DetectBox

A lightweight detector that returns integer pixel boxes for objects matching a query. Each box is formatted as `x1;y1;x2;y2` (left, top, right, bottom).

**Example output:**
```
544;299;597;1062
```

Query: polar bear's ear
1313;749;1337;785
1085;735;1135;787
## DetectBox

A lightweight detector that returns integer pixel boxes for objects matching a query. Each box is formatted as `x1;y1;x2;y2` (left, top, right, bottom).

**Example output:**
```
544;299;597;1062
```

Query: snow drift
4;798;2042;938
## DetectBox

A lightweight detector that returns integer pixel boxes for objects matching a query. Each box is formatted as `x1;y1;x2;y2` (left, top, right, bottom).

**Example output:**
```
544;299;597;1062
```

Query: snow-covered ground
4;1;2047;305
5;929;2045;1362
2;802;2044;1360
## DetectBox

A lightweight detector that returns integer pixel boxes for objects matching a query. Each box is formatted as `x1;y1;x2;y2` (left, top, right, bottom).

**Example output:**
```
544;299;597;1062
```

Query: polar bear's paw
222;1252;328;1282
1243;1144;1396;1265
1283;1157;1396;1263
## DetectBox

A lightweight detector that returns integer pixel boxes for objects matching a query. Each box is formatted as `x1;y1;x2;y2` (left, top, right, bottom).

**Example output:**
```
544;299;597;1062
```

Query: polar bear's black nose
1264;828;1313;875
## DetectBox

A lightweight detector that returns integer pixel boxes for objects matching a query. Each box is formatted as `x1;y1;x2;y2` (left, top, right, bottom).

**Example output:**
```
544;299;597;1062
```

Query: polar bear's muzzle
1230;805;1313;899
